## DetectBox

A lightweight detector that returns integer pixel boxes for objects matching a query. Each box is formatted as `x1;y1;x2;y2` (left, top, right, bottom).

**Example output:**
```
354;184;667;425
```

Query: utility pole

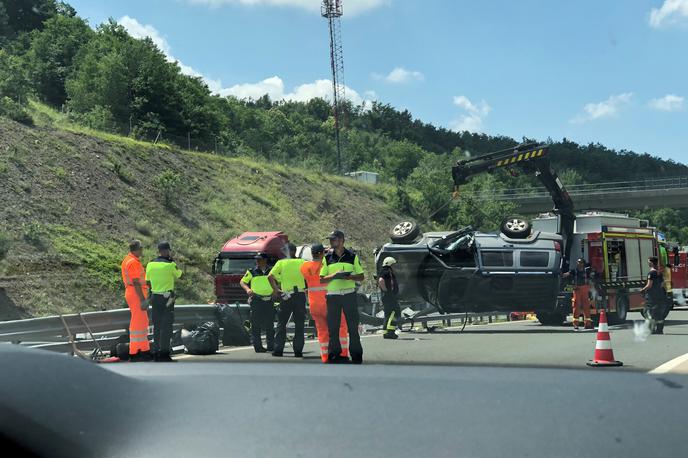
322;0;345;175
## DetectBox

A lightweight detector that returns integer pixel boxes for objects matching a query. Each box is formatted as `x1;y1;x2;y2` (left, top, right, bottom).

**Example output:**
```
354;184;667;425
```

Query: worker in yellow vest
301;243;349;363
240;252;275;353
146;241;183;362
269;243;306;357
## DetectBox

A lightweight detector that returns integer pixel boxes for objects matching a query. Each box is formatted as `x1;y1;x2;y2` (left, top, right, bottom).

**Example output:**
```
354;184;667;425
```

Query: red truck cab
212;231;289;304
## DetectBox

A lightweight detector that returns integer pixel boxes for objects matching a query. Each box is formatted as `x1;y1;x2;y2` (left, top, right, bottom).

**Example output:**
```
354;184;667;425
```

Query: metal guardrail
460;175;688;201
0;304;247;356
0;304;227;342
0;305;517;355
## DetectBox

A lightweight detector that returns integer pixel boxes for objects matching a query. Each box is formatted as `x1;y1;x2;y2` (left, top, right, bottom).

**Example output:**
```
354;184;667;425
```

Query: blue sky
67;0;688;163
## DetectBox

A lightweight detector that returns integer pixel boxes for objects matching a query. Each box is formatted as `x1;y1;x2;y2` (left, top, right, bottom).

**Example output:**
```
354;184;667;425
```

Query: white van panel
625;239;641;282
640;238;654;279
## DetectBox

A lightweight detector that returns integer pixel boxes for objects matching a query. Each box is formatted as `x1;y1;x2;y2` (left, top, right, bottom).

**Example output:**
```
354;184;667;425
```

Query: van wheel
500;216;532;239
390;220;420;244
536;311;565;326
608;295;628;325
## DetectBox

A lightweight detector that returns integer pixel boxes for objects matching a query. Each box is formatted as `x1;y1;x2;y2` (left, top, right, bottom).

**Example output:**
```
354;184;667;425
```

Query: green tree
154;170;183;208
0;49;32;124
25;13;93;106
0;0;59;42
66;20;178;133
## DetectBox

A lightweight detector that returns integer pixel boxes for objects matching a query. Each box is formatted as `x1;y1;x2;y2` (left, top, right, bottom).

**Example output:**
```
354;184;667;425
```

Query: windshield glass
3;3;688;439
215;258;256;274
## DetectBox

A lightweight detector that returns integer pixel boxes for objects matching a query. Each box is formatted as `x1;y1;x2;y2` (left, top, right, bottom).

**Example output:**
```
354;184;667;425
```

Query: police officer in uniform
268;243;306;357
320;230;365;364
146;241;183;362
378;256;400;340
240;253;275;352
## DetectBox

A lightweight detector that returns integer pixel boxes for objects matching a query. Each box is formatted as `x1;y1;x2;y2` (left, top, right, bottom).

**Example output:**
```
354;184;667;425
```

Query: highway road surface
106;309;688;375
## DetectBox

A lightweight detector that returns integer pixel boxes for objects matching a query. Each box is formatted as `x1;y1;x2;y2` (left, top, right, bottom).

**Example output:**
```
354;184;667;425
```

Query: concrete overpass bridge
466;176;688;214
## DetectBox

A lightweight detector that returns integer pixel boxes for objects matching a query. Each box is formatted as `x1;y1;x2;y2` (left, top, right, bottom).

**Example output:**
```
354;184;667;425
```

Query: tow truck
375;144;571;324
376;143;676;325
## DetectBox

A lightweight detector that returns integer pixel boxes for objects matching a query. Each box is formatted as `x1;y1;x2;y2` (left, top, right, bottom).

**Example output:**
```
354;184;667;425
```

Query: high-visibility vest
320;249;364;292
146;256;182;293
121;253;148;292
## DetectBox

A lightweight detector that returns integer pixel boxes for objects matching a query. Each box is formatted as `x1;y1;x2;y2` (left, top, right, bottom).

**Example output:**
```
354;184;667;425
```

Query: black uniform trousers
250;297;275;351
151;292;175;355
327;292;363;363
274;292;306;354
644;295;668;332
382;293;401;335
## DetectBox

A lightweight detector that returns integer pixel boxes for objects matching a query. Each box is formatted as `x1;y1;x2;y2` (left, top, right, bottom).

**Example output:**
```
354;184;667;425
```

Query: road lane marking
648;352;688;374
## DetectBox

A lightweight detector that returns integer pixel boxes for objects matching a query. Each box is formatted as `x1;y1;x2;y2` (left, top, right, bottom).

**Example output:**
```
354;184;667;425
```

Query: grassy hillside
0;106;403;319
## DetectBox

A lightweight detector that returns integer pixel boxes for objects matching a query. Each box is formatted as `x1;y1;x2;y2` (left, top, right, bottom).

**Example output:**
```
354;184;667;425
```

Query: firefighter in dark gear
378;256;400;339
320;230;365;364
268;243;306;357
241;253;276;353
640;256;667;335
146;241;183;362
563;258;593;330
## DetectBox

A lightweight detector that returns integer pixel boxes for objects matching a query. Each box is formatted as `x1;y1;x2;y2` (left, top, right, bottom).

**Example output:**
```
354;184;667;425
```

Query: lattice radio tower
322;0;345;174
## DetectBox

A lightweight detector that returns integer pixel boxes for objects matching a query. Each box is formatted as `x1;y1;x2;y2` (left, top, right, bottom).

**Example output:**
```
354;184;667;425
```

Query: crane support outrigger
451;143;576;271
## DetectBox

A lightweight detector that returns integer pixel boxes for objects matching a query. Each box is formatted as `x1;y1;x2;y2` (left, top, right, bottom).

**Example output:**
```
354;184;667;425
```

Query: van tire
390;220;420;244
500;216;532;239
536;311;565;326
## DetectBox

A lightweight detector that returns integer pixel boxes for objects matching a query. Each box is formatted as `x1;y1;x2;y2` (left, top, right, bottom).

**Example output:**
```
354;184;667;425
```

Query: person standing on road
301;243;349;363
563;258;593;330
320;230;365;364
378;256;401;340
121;240;152;362
240;253;275;353
269;243;307;358
640;256;667;335
146;241;183;362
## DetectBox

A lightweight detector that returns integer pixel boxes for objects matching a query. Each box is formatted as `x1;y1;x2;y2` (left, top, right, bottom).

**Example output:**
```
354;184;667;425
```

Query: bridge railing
460;176;688;201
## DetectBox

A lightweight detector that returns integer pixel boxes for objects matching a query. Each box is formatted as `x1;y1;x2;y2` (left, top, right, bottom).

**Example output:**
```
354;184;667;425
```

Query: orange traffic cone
587;310;623;367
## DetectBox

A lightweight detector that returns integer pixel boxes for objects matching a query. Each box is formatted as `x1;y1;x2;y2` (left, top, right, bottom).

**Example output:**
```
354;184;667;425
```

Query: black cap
311;243;325;253
158;241;171;251
327;229;345;240
254;252;269;259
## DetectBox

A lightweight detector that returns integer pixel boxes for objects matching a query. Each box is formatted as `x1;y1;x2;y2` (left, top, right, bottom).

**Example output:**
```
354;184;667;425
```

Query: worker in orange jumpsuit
563;258;593;330
301;243;349;363
120;239;152;361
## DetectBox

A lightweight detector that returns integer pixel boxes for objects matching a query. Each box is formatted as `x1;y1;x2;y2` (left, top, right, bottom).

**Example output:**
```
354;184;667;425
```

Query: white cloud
363;89;378;99
648;94;685;111
186;0;387;16
221;76;368;106
219;76;286;99
118;16;205;80
570;92;633;123
649;0;688;28
374;67;424;84
118;16;370;107
449;95;491;133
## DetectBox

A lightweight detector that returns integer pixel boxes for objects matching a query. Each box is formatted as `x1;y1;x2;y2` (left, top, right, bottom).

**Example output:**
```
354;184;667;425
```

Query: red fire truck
533;211;676;324
671;250;687;305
